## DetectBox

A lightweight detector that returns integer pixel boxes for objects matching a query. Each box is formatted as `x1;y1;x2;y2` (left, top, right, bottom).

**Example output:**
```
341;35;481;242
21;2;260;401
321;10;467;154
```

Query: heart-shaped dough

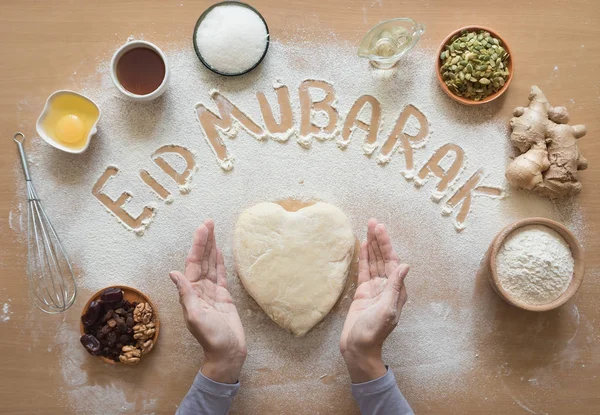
234;202;355;336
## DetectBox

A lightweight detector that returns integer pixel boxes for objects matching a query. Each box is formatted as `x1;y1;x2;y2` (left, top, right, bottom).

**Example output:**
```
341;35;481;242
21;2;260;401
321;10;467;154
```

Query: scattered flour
496;225;574;305
8;203;24;233
2;302;12;322
12;39;587;413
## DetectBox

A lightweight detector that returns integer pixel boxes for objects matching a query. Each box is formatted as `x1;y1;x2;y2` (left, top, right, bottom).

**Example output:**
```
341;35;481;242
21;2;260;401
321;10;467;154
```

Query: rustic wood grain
0;1;598;414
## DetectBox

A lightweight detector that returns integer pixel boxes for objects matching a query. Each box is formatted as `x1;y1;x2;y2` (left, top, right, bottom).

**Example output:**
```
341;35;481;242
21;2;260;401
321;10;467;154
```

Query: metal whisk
14;132;77;314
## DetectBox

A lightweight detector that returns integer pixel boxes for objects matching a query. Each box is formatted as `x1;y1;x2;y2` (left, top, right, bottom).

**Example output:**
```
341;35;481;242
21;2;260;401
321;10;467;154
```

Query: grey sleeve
176;370;240;415
351;368;414;415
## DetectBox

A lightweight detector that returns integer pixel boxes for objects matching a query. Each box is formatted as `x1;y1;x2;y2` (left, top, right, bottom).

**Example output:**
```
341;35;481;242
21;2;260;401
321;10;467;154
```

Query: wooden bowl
80;285;159;364
436;26;514;105
487;218;584;311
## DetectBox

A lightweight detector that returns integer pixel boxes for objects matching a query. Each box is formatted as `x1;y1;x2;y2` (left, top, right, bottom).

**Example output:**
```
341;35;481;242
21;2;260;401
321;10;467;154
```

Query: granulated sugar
13;39;586;413
195;4;269;75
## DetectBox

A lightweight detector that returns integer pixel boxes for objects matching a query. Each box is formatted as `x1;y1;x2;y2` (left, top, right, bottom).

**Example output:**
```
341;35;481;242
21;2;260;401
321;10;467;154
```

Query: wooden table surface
1;1;599;414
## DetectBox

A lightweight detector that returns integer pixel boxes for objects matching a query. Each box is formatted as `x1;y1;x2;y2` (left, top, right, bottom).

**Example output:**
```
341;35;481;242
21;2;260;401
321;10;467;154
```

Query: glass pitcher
358;18;425;69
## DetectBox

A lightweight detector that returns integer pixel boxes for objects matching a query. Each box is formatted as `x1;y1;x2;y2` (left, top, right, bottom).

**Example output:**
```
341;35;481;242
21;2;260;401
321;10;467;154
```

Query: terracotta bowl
487;218;584;312
436;26;514;105
80;285;159;364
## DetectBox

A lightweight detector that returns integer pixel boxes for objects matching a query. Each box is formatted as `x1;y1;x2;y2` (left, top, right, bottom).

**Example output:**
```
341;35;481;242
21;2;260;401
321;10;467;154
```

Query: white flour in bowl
496;225;574;305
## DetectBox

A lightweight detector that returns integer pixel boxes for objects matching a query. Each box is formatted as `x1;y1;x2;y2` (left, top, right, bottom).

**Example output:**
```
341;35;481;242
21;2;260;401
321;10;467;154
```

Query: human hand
169;220;247;384
340;219;409;383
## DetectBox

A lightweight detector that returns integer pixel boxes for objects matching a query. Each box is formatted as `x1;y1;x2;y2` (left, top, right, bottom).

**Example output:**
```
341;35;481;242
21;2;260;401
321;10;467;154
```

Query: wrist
201;353;246;384
342;350;386;384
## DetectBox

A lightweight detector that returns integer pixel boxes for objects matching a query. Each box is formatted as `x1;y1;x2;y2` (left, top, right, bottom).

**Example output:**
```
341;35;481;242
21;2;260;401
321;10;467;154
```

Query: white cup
110;39;169;102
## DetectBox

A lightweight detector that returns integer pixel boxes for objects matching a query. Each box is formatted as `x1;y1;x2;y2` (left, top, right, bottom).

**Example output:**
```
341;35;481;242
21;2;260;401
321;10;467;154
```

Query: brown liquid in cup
116;47;166;96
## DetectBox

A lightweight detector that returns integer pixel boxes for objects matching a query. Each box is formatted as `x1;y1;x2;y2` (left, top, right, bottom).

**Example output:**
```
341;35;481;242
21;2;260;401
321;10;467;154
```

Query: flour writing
93;145;196;234
194;79;503;231
93;79;502;234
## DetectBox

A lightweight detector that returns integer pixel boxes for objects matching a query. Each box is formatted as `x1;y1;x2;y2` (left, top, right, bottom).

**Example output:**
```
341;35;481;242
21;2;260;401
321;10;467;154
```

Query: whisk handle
14;132;32;182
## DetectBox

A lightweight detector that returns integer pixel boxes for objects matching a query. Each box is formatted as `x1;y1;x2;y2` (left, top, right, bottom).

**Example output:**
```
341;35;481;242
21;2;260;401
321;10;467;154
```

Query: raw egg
36;91;101;154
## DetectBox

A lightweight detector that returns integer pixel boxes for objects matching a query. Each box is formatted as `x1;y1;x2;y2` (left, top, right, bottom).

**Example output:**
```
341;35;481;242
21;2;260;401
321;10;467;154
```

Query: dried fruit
100;287;124;303
440;29;510;101
82;290;156;363
81;301;103;327
106;331;117;346
80;334;101;355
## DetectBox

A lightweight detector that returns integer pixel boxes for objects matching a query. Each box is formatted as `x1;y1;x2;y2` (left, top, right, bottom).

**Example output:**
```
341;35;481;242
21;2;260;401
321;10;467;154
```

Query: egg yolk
55;114;85;143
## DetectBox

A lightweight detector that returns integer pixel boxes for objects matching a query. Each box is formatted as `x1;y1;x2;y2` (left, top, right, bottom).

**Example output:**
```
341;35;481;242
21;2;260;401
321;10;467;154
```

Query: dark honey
116;47;166;95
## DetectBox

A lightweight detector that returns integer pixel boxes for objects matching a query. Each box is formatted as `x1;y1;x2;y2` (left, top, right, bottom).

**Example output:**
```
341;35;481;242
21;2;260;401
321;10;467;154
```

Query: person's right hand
340;219;409;383
169;220;247;384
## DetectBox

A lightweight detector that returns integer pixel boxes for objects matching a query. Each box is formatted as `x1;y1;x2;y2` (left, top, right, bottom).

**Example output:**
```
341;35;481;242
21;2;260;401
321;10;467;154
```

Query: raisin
117;323;127;334
106;331;117;346
102;309;115;323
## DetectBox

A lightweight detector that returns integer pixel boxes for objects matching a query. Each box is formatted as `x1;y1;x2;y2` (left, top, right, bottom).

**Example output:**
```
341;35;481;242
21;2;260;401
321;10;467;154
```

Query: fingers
368;242;378;278
216;248;228;288
374;223;400;267
371;239;386;276
186;224;210;282
169;270;197;310
357;241;370;285
207;221;218;283
366;218;377;249
201;219;215;279
382;264;410;312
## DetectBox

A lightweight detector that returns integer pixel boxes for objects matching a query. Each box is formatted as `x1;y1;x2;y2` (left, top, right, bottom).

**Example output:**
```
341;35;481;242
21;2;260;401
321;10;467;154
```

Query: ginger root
506;86;588;198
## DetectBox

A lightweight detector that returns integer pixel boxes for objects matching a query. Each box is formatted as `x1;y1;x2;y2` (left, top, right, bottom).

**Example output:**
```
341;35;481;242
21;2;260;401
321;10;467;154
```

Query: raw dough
233;202;355;336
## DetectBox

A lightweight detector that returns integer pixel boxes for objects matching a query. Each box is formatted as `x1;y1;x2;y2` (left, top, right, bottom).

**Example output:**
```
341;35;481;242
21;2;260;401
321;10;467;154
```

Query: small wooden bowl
436;26;514;105
487;218;584;312
80;285;160;364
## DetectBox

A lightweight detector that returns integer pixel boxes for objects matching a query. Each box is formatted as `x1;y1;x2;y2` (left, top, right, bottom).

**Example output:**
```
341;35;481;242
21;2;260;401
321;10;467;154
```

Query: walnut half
134;302;153;324
119;345;141;364
133;321;156;341
138;339;154;355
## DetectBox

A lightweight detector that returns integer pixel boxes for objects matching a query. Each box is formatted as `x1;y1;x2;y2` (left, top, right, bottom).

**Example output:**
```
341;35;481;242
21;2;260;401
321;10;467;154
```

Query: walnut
134;302;153;324
119;345;141;364
138;339;154;355
133;321;156;341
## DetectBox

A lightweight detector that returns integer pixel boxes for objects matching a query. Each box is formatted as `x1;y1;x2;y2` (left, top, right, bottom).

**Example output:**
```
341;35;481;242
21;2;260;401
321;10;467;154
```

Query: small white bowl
110;39;169;102
36;90;101;154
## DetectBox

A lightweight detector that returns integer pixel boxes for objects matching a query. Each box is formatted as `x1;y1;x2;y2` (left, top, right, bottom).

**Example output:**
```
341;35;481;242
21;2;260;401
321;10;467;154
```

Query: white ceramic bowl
36;90;101;154
110;40;169;102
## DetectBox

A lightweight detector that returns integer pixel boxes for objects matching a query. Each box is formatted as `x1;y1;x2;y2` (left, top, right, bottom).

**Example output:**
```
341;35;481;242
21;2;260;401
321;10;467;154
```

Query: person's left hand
169;220;247;384
340;219;409;383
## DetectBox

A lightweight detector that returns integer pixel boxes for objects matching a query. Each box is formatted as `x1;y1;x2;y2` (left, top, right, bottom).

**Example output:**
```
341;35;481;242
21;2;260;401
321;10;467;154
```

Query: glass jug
358;18;425;69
